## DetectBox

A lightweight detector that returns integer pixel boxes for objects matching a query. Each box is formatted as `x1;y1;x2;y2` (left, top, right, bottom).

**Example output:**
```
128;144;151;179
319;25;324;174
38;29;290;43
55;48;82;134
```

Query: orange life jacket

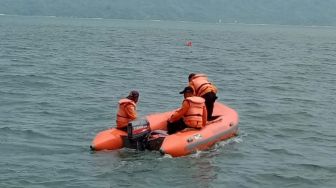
183;96;205;128
189;74;214;96
116;98;136;128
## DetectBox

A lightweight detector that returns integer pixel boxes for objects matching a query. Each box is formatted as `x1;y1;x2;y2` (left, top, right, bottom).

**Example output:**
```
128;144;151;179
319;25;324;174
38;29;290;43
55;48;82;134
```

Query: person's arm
125;104;137;120
202;106;207;127
169;100;189;122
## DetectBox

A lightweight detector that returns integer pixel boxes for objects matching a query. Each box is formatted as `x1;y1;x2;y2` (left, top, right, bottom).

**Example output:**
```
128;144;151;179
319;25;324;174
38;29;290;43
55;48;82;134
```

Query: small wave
266;148;304;157
162;154;173;158
280;96;319;104
295;163;336;172
256;172;318;186
88;17;103;20
0;126;54;140
181;135;244;158
217;136;243;148
243;101;262;108
189;150;203;158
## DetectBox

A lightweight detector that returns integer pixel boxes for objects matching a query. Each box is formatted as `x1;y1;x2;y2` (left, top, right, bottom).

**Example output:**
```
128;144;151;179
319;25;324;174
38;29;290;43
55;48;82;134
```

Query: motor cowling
124;119;151;150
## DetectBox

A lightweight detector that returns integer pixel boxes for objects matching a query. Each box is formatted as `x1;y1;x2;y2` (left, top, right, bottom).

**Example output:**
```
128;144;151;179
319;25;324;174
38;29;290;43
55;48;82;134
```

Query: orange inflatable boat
90;102;239;157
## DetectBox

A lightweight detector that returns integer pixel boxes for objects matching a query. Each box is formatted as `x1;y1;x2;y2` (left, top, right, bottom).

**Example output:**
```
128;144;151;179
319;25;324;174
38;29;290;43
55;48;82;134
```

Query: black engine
122;119;168;151
122;119;151;150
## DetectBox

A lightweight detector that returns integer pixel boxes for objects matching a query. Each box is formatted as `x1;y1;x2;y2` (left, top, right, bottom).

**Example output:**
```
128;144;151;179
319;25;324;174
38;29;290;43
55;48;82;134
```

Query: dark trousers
167;118;187;135
201;92;218;120
117;127;127;131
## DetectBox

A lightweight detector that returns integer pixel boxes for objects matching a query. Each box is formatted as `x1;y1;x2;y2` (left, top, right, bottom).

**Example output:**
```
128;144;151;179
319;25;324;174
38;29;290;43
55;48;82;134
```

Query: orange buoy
185;41;192;46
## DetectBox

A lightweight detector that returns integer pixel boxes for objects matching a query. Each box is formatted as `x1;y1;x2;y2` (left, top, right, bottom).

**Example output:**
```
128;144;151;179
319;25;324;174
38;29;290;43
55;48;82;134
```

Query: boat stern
90;128;127;151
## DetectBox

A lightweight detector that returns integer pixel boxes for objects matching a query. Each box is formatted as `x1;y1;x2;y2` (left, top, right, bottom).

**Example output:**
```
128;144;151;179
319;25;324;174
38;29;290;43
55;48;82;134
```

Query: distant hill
1;0;336;26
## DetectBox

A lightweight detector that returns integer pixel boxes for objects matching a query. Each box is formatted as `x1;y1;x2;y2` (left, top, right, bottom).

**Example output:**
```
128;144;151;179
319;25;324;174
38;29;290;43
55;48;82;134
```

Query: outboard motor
123;119;151;150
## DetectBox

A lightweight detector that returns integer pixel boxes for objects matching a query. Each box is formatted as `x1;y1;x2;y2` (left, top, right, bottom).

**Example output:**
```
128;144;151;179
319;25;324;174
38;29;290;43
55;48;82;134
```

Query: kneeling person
188;73;218;121
167;87;207;134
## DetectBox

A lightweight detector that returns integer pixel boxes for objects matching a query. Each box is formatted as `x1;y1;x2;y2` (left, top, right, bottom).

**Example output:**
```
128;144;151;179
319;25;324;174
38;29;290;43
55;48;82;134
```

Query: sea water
0;15;335;188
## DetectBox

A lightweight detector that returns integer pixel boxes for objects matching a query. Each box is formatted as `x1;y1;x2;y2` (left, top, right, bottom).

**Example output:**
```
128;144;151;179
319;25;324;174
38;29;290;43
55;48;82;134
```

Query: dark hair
127;90;139;99
188;73;196;81
179;86;194;94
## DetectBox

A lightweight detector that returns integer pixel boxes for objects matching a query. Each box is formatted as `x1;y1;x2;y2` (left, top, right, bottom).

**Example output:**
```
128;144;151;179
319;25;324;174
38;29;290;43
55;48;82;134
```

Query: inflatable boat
90;102;239;157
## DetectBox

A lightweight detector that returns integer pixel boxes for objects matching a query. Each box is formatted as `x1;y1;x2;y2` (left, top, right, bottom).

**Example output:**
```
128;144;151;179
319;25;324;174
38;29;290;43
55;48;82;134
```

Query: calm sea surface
0;15;335;188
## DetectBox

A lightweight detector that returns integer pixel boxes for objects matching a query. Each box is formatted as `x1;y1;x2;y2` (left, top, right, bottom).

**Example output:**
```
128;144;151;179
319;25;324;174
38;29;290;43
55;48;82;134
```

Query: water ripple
1;16;336;188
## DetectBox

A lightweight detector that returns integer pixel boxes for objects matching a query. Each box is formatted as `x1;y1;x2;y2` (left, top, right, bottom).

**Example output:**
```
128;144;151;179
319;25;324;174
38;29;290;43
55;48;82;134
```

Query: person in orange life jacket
167;86;207;135
188;73;218;121
116;90;139;131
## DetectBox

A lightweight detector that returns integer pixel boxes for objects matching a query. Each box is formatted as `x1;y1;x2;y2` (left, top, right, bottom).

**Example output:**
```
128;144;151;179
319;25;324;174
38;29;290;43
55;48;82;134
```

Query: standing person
116;90;139;131
167;86;207;134
188;73;218;120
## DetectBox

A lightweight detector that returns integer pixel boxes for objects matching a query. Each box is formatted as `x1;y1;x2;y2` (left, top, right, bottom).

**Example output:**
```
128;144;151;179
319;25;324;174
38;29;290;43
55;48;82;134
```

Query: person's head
188;73;196;82
179;86;194;98
127;90;139;103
